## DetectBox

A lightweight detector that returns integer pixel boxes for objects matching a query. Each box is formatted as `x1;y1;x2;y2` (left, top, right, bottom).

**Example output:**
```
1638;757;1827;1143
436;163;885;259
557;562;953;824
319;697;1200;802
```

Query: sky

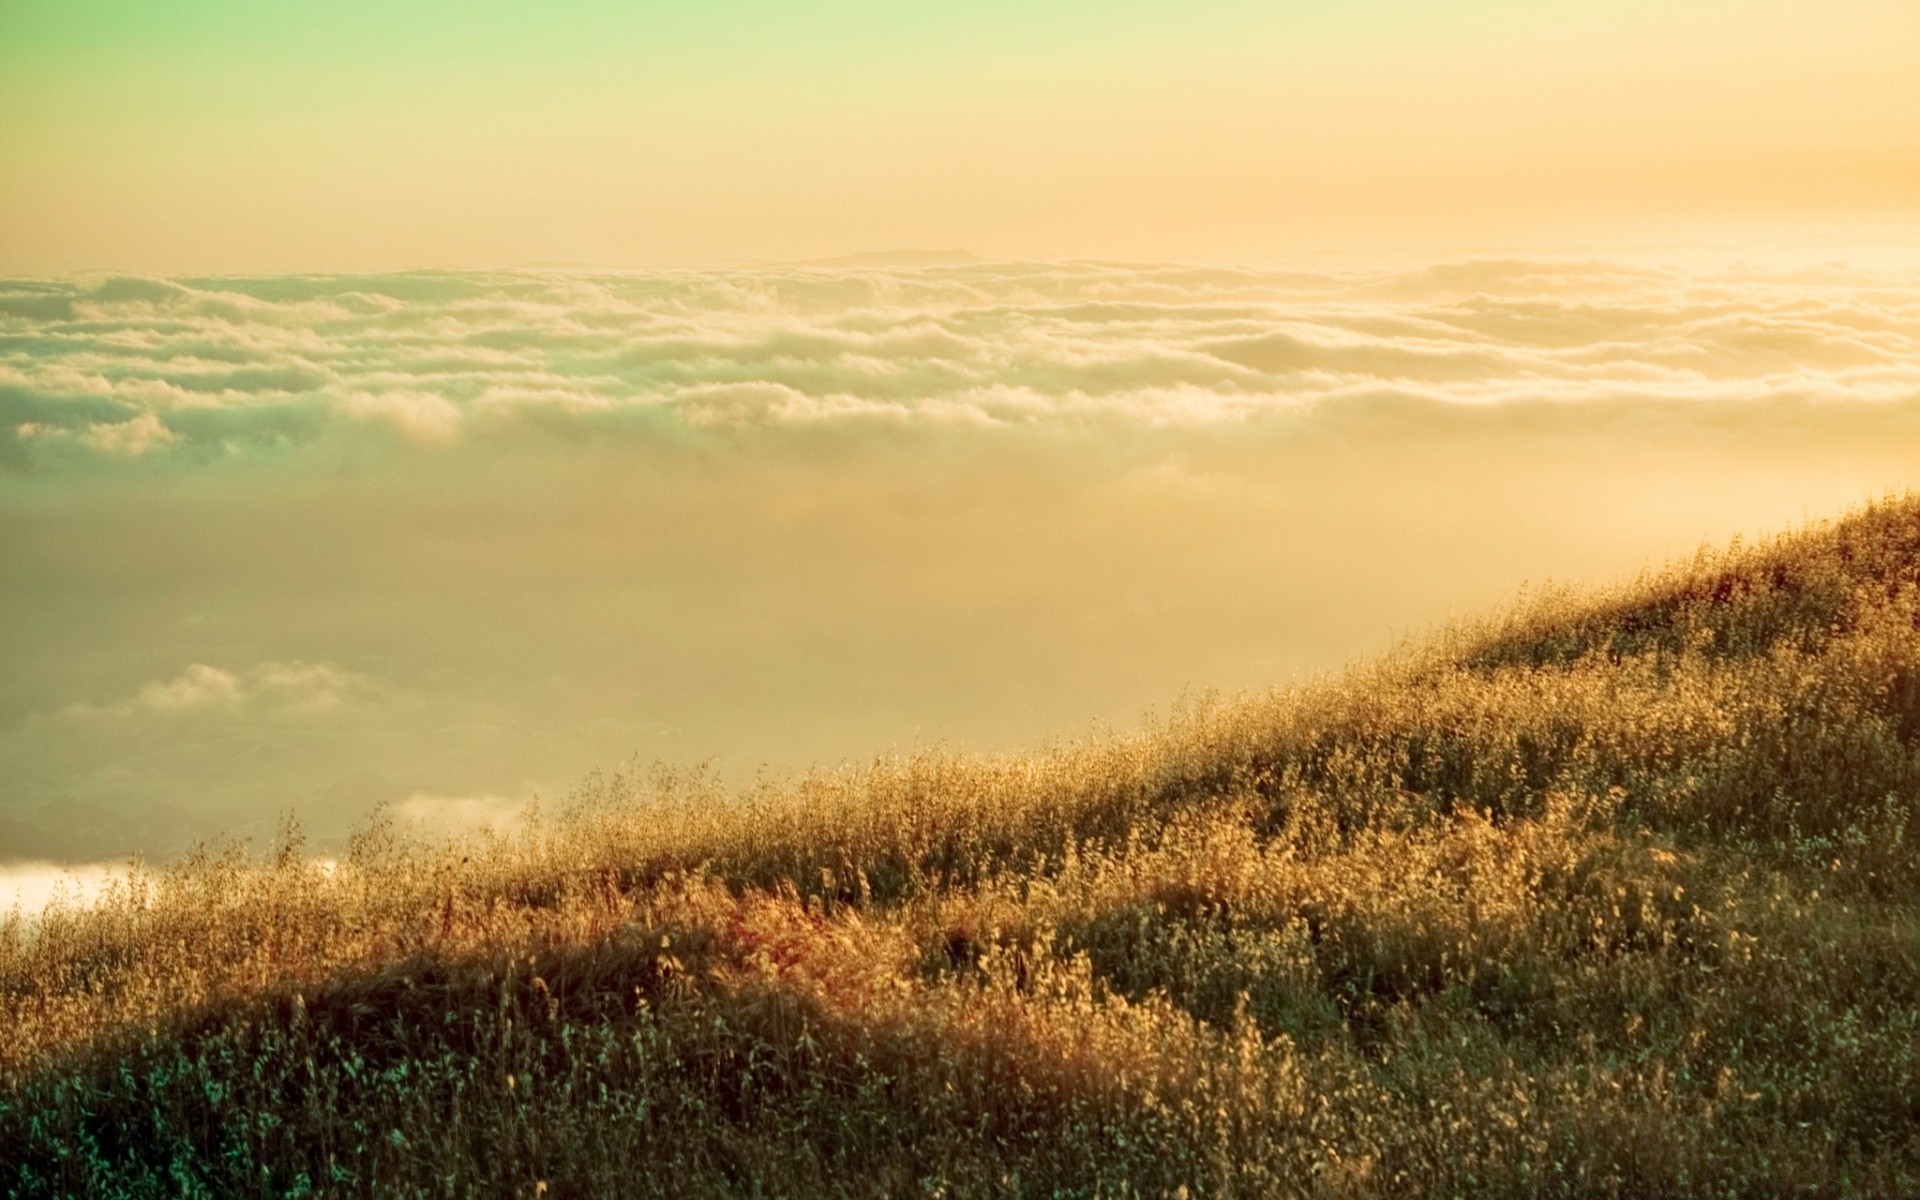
1;0;1916;272
6;256;1920;872
4;2;1920;886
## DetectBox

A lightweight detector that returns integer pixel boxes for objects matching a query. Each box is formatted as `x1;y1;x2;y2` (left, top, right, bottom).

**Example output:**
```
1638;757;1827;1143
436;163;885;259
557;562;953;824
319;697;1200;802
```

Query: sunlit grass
5;497;1920;1196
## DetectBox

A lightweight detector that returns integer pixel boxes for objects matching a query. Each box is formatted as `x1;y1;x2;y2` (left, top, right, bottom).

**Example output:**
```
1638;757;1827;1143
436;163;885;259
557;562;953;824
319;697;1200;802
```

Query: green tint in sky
1;0;1917;270
0;1;1599;62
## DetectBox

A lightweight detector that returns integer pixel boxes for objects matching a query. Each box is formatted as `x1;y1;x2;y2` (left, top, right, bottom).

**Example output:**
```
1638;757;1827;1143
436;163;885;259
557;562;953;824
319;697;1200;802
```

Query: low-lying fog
5;256;1919;878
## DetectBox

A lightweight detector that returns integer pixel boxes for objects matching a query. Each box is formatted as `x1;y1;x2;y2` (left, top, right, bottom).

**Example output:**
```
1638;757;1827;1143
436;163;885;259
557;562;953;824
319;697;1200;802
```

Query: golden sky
1;0;1916;273
3;2;1920;865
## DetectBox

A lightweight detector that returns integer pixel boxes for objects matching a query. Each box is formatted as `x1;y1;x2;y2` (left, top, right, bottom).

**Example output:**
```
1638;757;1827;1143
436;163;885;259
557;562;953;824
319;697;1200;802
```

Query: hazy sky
6;257;1920;866
4;3;1920;880
2;0;1916;272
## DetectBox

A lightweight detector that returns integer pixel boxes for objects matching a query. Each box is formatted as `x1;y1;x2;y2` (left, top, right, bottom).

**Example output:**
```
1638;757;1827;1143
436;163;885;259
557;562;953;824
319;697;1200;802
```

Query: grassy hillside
5;497;1920;1198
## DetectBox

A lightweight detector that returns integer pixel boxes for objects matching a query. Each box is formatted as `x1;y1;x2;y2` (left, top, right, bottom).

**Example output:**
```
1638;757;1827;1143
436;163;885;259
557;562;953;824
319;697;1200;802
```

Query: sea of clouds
4;256;1920;879
5;257;1917;468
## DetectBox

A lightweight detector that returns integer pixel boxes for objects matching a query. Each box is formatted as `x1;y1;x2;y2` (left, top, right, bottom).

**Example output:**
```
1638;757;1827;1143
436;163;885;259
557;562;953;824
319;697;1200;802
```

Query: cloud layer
6;255;1920;867
4;258;1918;468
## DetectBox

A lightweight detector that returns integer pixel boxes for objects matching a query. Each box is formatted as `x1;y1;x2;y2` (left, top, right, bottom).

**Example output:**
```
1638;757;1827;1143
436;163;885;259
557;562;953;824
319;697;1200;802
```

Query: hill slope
6;498;1920;1197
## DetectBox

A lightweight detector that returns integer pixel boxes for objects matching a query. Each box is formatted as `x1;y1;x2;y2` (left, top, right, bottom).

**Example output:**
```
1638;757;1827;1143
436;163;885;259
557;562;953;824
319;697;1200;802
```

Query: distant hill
5;496;1919;1197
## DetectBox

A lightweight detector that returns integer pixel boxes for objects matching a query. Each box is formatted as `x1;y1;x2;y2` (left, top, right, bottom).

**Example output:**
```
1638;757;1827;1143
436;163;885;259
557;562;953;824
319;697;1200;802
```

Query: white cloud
82;410;176;456
473;384;614;415
336;389;464;443
1;258;1917;463
72;661;375;721
0;861;121;919
674;380;909;427
136;663;243;711
246;661;372;714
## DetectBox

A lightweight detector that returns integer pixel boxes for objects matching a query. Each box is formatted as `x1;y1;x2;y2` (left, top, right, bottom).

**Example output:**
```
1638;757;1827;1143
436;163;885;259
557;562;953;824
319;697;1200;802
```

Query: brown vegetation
5;497;1920;1197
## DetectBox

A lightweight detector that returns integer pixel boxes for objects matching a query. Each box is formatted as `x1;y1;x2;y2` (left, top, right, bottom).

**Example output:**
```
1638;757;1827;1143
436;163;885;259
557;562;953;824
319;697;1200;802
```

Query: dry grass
5;496;1920;1197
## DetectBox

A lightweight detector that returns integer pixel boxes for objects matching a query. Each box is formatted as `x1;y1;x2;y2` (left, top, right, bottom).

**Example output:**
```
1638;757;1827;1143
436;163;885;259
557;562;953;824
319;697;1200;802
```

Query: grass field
5;497;1920;1198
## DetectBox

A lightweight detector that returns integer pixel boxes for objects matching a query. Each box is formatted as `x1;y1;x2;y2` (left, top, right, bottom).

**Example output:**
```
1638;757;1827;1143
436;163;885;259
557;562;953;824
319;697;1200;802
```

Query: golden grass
5;496;1920;1196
